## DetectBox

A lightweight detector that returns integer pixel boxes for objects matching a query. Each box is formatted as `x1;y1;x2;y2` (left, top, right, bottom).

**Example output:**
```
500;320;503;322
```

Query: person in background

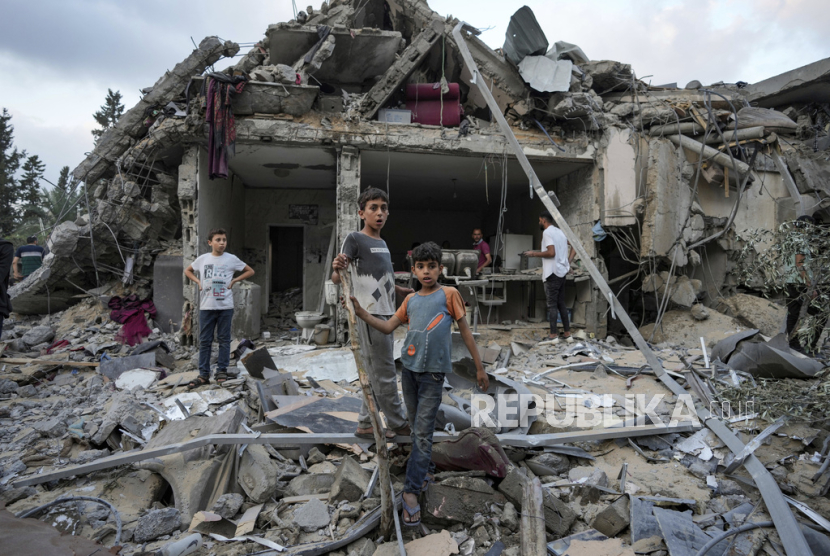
524;212;576;340
184;228;255;388
472;228;491;274
0;237;13;336
12;236;46;281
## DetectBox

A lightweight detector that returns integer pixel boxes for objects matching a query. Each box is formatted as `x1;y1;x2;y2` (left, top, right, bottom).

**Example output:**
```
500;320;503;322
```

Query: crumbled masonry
3;0;830;555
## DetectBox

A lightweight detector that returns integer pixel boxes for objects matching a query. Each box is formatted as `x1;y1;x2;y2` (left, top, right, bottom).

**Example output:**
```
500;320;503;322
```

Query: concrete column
178;146;199;346
335;146;361;343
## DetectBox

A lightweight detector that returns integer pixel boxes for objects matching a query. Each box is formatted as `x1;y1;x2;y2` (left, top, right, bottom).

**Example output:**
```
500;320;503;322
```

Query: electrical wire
693;522;774;556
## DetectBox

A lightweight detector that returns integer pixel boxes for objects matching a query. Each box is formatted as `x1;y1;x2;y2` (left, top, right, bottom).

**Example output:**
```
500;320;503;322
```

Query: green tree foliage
19;154;45;221
737;219;830;351
41;165;81;225
0;108;25;236
92;89;125;143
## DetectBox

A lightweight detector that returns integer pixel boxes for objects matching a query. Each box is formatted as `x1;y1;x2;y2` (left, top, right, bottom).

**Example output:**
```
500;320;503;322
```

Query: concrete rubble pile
4;0;830;554
1;311;830;555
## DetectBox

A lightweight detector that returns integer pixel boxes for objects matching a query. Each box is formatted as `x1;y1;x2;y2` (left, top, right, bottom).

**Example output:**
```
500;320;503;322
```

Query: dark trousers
786;286;827;352
401;368;442;495
198;309;233;378
544;273;569;335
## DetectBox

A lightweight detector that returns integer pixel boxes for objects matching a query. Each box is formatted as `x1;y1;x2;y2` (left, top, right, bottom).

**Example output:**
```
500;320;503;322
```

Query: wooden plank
0;358;99;367
339;268;394;537
521;477;546;556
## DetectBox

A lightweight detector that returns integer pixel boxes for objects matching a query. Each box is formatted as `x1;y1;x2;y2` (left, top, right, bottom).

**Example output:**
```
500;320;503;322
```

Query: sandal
401;499;421;527
421;473;434;491
187;376;210;390
215;371;229;385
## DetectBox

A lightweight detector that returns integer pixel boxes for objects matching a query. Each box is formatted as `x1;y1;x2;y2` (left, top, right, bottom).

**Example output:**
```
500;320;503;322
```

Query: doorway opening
269;225;303;293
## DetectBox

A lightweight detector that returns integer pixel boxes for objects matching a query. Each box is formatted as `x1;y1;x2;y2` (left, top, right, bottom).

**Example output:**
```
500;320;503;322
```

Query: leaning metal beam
13;424;695;488
451;21;812;556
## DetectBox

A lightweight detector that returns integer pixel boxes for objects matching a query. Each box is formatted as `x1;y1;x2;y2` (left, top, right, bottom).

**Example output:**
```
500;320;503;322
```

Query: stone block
211;493;245;519
527;452;569;476
329;456;370;503
500;501;519;531
568;466;609;487
345;537;375;556
133;507;181;543
21;326;55;348
498;467;576;536
425;476;503;526
591;495;630;537
33;417;67;438
238;444;280;503
292;497;331;532
287;473;335;496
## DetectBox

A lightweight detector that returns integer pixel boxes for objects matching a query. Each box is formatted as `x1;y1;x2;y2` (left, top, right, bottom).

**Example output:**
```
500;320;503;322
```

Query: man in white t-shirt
184;228;254;388
523;212;576;339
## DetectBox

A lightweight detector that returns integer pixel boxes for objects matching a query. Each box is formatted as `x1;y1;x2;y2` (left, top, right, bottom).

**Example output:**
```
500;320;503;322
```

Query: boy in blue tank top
349;241;489;527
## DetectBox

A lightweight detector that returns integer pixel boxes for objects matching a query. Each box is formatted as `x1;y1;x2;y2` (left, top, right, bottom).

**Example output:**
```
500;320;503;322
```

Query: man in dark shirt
13;236;46;280
472;228;491;274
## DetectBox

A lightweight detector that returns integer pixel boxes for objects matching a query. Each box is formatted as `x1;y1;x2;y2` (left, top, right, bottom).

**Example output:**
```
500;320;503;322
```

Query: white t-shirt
190;252;246;310
541;225;570;280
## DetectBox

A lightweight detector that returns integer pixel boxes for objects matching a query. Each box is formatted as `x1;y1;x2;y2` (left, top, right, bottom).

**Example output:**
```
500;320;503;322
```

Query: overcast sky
2;0;828;187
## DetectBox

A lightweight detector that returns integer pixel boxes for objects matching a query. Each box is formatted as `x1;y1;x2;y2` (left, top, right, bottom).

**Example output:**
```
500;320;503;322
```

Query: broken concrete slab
640;308;747;349
114;369;160;390
292;497;331;532
591;495;630;537
210;493;245;520
231;82;319;117
746;57;830;107
373;530;458;556
98;352;157;381
716;294;786;337
72;36;237;185
287;473;335;496
498;467;576;537
133;507;182;543
238;444;280;503
330;456;370;503
267;25;402;84
425;476;504;526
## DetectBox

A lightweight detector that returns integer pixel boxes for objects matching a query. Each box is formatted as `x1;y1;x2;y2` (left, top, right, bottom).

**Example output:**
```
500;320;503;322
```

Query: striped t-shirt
14;245;45;276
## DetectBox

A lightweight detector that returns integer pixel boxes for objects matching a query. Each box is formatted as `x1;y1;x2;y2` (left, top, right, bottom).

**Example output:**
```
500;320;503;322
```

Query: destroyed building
7;1;830;344
3;1;830;555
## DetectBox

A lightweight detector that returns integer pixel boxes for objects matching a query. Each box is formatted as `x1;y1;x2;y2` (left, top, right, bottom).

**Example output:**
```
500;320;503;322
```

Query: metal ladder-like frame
451;21;811;556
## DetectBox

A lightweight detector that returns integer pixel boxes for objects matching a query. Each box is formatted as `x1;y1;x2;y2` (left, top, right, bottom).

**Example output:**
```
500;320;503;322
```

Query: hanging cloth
205;72;247;180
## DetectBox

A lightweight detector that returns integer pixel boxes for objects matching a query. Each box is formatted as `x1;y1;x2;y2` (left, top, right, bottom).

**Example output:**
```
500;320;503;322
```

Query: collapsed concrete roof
9;0;830;326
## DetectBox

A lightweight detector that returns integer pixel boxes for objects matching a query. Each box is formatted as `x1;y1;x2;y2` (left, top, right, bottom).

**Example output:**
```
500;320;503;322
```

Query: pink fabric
404;82;463;127
109;295;157;346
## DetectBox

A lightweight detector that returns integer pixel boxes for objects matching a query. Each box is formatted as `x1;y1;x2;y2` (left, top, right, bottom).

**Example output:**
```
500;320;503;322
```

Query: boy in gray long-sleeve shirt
331;187;412;439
